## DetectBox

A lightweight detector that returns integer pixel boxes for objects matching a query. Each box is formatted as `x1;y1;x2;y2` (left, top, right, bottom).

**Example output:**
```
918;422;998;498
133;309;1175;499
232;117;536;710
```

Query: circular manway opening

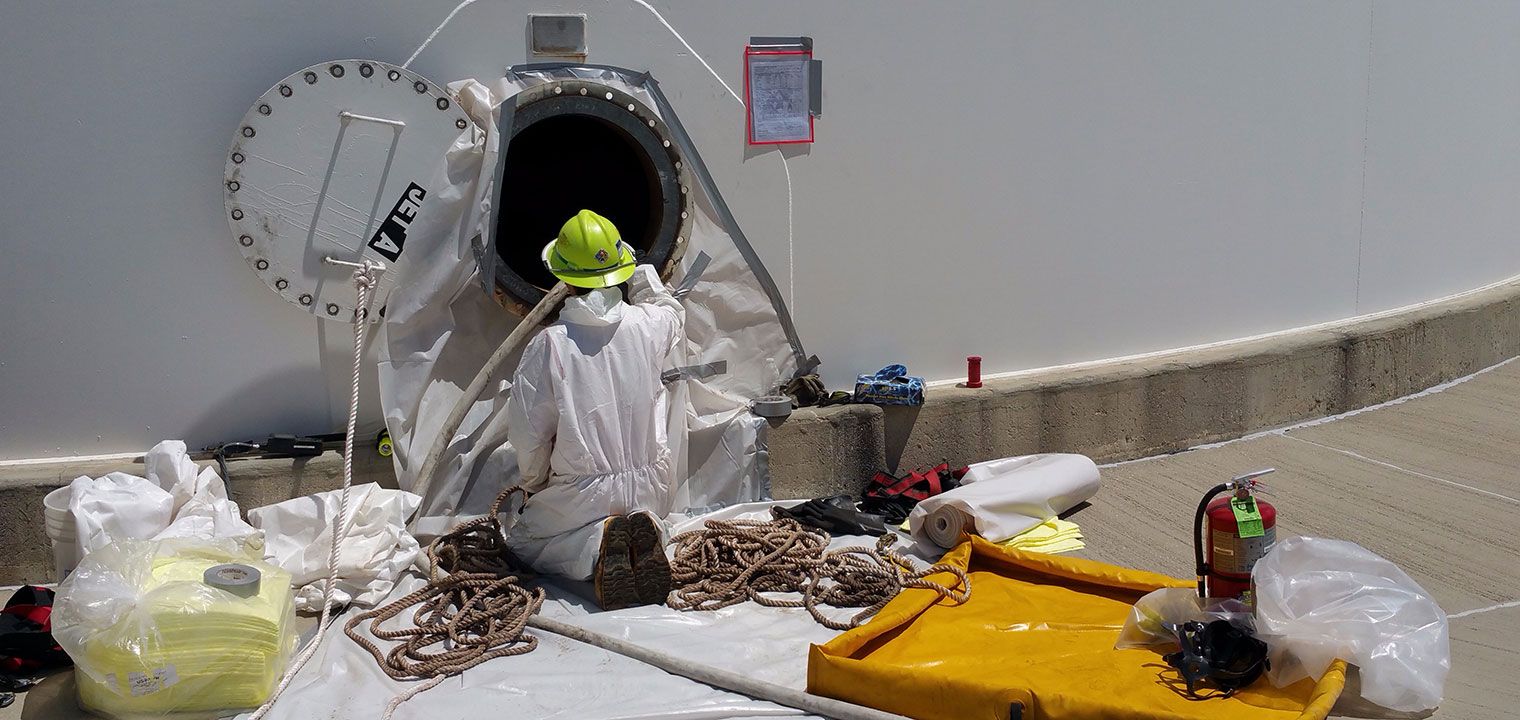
493;87;689;312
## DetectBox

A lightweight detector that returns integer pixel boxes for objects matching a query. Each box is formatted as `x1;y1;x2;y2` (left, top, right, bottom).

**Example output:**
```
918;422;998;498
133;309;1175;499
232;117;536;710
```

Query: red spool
966;356;983;388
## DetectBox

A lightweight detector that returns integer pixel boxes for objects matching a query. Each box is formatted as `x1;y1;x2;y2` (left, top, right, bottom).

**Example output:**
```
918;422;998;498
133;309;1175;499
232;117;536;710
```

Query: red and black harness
860;462;967;524
1;586;71;706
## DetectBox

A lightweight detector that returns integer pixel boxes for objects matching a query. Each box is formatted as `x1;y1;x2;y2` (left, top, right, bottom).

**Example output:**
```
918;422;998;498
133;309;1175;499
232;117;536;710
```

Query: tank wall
3;1;1518;458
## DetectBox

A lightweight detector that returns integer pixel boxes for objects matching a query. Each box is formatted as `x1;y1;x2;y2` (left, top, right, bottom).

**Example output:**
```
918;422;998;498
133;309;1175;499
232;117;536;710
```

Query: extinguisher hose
1193;483;1231;599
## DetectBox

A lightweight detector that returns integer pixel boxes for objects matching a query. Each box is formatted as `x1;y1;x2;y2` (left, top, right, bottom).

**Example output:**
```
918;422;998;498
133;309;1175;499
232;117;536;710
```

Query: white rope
402;0;481;69
623;0;799;315
626;0;744;105
383;675;447;720
248;263;381;720
780;153;794;311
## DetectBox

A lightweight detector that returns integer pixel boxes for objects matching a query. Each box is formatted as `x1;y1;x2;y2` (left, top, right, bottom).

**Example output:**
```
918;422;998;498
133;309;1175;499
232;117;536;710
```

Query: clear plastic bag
1116;586;1254;649
1252;536;1449;712
51;539;297;719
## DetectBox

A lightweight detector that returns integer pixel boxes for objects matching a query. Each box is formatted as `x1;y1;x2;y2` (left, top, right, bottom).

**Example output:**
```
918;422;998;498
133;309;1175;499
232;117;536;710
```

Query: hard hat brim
541;239;638;289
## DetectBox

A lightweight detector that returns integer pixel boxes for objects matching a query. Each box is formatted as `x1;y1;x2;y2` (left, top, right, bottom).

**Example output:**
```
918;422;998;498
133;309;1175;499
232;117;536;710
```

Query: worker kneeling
505;210;682;611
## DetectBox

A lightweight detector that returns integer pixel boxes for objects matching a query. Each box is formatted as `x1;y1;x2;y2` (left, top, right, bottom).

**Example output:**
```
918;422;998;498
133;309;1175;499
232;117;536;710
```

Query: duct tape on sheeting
376;65;806;534
663;361;728;385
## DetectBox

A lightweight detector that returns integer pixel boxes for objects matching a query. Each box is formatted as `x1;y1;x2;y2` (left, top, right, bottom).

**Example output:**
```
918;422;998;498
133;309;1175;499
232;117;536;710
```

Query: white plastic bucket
43;485;79;579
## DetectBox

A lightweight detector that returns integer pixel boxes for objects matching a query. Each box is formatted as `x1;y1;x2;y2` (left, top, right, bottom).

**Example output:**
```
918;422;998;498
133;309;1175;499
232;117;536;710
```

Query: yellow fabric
74;546;296;717
897;517;1086;554
809;537;1347;720
999;518;1085;554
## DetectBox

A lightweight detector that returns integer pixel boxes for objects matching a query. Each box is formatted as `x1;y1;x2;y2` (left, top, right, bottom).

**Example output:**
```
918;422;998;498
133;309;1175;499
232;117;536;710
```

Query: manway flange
224;59;474;321
489;79;693;316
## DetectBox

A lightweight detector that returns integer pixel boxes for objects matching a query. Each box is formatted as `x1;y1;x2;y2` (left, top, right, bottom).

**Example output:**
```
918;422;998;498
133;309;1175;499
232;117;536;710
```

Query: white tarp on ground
377;66;803;536
244;502;927;720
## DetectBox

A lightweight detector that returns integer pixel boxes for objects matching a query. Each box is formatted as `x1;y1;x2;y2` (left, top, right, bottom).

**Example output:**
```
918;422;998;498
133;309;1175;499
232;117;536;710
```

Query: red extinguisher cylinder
1204;495;1276;602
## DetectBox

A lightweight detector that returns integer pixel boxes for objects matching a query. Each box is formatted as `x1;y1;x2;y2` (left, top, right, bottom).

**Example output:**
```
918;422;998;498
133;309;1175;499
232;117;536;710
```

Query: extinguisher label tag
1230;497;1266;538
1211;527;1277;575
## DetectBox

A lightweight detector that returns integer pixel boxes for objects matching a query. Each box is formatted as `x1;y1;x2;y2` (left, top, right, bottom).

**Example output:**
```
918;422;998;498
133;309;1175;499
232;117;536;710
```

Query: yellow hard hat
541;209;637;288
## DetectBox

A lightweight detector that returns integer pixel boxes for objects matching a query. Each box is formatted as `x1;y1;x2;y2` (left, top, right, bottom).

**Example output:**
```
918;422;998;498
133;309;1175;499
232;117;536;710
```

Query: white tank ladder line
248;259;384;720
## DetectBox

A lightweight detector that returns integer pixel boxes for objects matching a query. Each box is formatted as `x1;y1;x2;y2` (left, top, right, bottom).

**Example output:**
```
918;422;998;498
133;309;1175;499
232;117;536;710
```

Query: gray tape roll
751;395;793;420
204;563;262;598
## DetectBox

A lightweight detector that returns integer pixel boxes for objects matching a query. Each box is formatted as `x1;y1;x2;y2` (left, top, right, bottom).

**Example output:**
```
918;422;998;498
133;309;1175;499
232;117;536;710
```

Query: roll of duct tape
751;395;793;420
924;506;973;549
204;563;262;598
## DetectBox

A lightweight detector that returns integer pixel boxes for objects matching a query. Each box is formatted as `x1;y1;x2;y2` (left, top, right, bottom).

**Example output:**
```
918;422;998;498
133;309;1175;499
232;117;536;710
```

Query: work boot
594;515;638;611
627;512;673;606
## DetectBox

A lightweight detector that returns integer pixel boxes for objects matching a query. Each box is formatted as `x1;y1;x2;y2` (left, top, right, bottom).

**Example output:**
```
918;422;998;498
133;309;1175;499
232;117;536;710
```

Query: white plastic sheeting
239;502;919;720
377;66;800;535
247;484;422;613
1253;536;1450;713
907;454;1102;548
67;440;260;558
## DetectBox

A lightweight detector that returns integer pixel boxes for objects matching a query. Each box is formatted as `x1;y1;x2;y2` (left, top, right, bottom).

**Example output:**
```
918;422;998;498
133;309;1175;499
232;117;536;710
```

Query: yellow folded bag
808;536;1345;720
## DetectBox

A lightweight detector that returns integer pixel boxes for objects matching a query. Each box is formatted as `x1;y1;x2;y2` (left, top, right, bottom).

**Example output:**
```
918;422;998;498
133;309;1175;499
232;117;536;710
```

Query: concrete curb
4;277;1517;584
0;452;396;585
770;276;1520;491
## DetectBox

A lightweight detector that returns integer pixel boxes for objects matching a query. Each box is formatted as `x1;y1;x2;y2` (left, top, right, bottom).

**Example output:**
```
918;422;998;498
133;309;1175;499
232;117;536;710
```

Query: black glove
773;496;888;536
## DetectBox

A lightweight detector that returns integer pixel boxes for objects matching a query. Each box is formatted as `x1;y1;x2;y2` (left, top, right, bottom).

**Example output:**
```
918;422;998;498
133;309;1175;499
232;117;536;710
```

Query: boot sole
595;516;638;611
628;513;672;606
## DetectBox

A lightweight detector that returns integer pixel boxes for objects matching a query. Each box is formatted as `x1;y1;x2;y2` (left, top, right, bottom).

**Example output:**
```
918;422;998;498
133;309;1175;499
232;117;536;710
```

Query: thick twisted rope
345;487;544;718
667;517;970;631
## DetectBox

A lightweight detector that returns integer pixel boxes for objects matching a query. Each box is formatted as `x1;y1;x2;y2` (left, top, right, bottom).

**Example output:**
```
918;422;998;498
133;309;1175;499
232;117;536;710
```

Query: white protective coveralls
505;265;683;580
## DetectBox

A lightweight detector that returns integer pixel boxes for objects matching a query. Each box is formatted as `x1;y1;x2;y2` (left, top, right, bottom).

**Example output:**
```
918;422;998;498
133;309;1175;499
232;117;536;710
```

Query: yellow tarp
809;537;1345;720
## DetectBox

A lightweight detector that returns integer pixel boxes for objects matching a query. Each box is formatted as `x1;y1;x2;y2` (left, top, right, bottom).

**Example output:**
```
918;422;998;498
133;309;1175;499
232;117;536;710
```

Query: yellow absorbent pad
52;539;297;719
808;537;1346;720
999;518;1084;554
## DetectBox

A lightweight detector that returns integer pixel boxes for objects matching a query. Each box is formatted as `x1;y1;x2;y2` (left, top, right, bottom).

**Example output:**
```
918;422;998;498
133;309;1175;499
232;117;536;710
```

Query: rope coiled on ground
344;488;544;716
666;517;971;630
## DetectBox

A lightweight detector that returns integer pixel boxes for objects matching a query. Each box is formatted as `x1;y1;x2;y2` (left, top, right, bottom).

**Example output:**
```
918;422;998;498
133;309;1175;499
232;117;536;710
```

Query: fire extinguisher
1193;468;1276;605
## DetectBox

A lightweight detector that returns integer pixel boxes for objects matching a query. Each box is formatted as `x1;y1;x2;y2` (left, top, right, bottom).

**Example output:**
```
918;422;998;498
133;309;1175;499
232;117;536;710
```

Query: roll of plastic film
925;507;973;549
204;563;262;598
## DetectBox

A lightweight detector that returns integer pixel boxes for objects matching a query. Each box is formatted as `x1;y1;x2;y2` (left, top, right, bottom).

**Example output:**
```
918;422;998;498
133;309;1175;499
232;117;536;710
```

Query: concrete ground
7;360;1519;719
1074;358;1520;720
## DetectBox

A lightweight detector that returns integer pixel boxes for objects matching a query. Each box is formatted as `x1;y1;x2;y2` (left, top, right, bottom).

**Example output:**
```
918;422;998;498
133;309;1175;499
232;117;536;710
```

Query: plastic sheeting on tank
237;502;918;720
376;65;805;535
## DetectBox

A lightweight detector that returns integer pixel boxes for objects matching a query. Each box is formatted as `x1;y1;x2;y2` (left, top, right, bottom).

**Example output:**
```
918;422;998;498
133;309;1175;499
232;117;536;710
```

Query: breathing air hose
409;281;572;503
